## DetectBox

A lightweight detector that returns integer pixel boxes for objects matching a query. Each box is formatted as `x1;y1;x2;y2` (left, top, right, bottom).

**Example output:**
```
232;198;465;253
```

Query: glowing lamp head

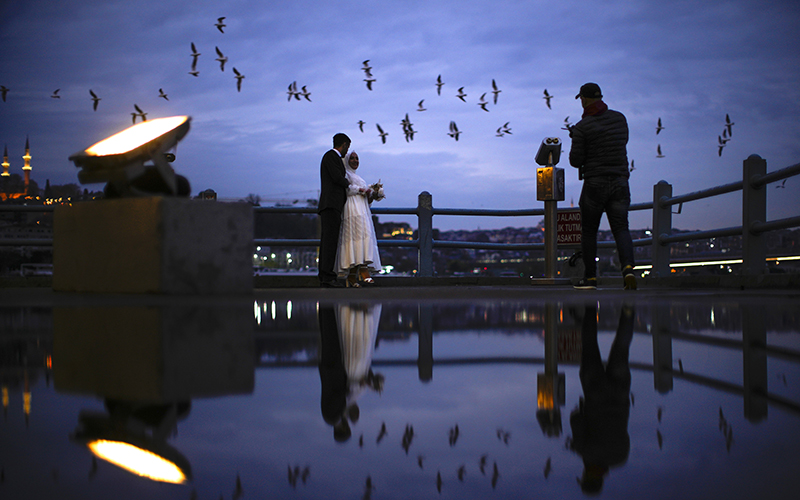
88;439;189;484
69;116;190;185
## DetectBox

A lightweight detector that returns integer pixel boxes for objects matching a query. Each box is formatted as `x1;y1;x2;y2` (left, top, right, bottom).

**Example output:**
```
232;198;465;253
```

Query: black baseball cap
575;83;602;99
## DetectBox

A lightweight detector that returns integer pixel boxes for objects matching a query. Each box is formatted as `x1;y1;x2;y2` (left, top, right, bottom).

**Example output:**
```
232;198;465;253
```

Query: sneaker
622;266;637;290
574;277;597;290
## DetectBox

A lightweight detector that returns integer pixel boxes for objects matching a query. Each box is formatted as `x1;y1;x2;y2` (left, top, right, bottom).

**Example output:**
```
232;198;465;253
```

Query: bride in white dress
335;151;382;287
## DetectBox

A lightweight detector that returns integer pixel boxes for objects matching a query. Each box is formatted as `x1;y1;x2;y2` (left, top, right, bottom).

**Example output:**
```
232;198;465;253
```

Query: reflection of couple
318;303;383;442
569;304;634;495
318;133;382;288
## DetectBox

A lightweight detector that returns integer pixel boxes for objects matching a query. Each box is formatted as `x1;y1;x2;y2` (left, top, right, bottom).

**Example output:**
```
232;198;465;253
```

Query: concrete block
53;197;253;294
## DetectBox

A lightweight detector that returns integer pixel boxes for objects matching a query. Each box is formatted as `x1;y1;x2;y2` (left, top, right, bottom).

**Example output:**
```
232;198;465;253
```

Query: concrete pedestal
53;197;253;294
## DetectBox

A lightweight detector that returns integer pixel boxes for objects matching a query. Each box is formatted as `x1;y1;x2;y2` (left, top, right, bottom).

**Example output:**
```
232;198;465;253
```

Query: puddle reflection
1;296;799;499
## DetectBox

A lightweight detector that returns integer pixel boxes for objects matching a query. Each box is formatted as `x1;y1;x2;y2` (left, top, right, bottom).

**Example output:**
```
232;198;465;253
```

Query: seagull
657;144;664;158
1;86;9;102
436;471;442;493
376;123;388;144
158;88;169;100
133;104;147;123
543;89;553;109
189;57;199;77
776;179;787;189
718;134;729;145
561;116;573;131
215;17;226;33
501;122;512;135
215;46;228;71
457;465;466;482
544;457;552;479
477;93;489;112
362;60;372;75
417;99;426;111
51;89;61;99
456;87;467;102
358;120;365;132
491;79;501;104
190;42;201;62
718;140;726;157
436;75;444;95
89;89;101;110
299;85;311;101
725;114;734;137
629;159;635;172
364;77;376;90
287;81;299;101
496;126;505;137
448;121;461;141
479;454;488;475
233;68;245;92
656;117;665;134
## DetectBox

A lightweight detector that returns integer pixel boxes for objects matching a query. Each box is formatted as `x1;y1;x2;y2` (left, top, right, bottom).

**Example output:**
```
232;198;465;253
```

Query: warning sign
557;210;581;245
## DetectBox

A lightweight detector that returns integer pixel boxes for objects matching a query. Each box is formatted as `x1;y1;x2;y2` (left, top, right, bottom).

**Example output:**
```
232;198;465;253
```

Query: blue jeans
579;176;635;278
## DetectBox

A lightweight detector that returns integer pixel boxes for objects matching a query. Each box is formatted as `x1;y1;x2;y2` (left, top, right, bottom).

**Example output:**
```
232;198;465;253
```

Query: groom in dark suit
318;133;351;287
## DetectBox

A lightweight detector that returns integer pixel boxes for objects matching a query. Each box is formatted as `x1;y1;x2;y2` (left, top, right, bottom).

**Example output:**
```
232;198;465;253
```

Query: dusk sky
1;0;798;231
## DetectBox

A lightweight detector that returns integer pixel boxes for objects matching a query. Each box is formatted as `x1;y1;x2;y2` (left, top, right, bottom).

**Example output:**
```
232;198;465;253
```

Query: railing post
652;181;672;278
417;191;433;277
742;155;767;275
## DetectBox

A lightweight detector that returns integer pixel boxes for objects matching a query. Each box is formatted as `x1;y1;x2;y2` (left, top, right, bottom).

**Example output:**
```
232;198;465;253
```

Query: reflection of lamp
68;116;191;196
73;409;191;484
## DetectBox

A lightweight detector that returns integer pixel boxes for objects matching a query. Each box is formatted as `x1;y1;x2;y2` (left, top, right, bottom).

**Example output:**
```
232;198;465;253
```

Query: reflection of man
318;305;350;441
569;304;634;495
318;133;351;287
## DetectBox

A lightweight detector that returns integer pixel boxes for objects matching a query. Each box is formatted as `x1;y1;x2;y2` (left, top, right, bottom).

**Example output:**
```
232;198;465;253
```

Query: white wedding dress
335;162;381;274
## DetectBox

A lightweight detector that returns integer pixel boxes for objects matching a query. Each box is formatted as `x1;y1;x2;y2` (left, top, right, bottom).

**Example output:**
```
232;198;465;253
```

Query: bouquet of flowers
369;180;385;202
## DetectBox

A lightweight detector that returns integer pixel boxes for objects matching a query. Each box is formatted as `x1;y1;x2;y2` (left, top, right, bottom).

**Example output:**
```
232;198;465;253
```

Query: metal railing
2;155;799;278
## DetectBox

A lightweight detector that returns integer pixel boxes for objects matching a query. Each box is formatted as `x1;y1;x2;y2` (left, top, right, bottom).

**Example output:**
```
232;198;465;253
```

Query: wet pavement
1;286;799;499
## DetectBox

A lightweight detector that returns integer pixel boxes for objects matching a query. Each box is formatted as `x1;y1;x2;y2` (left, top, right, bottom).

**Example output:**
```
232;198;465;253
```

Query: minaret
1;145;9;177
22;136;32;192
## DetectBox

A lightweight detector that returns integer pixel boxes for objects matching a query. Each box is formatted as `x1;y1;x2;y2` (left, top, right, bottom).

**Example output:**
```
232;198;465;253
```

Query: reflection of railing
2;156;799;278
255;302;800;421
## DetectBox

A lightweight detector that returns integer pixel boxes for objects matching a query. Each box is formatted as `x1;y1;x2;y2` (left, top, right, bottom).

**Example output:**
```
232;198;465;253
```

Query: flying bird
725;114;734;137
501;122;512;135
718;137;726;157
436;471;442;493
543;89;553;109
215;17;226;33
287;81;300;101
457;465;466;482
233;68;245;92
191;42;201;59
357;120;366;132
89;89;101;110
544;457;552;479
496;126;506;137
362;60;372;74
158;88;168;100
436;75;444;95
51;89;61;99
456;87;467;102
189;57;199;77
562;116;573;131
656;117;665;134
417;99;426;111
215;46;228;71
776;179;787;189
656;144;665;158
448;121;461;141
299;85;311;101
376;124;388;144
477;93;489;112
132;104;147;123
364;77;376;90
629;159;635;172
1;86;9;102
491;79;501;104
491;462;500;489
479;454;488;475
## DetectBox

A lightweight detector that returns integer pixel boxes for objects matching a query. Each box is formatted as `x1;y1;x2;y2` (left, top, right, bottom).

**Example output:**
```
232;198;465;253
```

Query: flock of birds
0;16;245;127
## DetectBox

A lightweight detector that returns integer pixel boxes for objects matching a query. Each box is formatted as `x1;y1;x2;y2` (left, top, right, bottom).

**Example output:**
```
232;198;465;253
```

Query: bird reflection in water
568;303;634;495
318;303;383;442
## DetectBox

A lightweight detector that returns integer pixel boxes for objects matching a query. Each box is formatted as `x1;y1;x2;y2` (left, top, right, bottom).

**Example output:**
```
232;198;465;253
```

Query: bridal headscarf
343;151;368;190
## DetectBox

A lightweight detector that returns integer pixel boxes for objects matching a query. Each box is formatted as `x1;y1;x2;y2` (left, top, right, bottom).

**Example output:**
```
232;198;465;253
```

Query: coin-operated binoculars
533;138;567;283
